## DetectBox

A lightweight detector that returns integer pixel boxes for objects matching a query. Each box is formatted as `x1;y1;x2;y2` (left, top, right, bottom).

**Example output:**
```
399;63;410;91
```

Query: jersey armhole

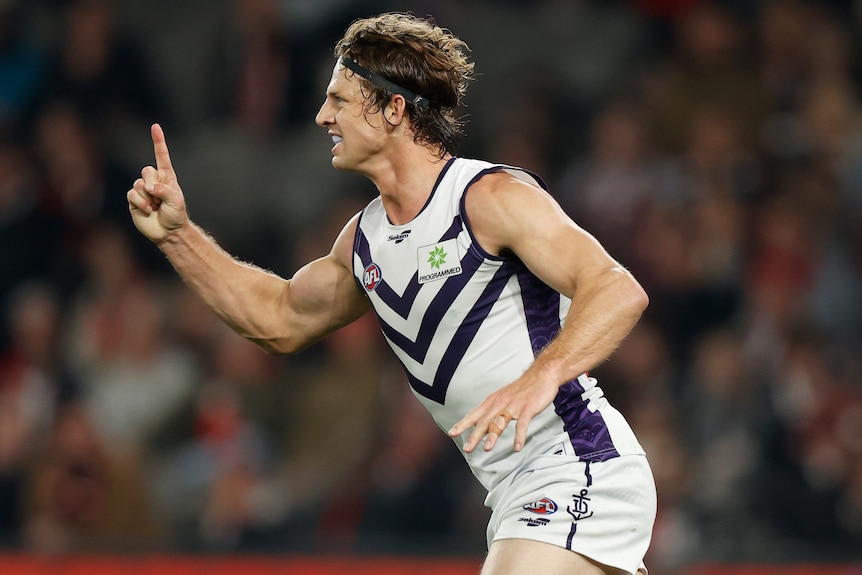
352;208;369;293
459;165;550;263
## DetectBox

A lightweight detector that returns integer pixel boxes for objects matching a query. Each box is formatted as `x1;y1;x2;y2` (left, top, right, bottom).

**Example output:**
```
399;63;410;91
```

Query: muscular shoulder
464;170;564;258
331;211;362;269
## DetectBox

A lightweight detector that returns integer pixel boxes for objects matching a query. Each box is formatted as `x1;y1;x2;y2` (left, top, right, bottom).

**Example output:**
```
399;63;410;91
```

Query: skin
127;61;648;575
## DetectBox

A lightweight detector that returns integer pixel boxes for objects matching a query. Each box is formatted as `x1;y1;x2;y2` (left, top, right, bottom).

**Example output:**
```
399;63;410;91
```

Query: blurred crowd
0;0;861;572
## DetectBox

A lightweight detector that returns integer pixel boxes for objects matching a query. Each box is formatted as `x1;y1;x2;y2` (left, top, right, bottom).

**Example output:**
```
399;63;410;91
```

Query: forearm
528;267;648;386
449;266;648;454
158;221;288;347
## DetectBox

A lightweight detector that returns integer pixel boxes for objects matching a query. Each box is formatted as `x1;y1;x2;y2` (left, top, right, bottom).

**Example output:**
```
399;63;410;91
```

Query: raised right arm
162;217;368;354
127;124;370;355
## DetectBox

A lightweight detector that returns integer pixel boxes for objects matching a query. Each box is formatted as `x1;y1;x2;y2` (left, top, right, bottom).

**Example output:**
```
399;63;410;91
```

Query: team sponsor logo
363;263;382;291
567;489;593;522
417;239;462;284
523;497;558;515
518;517;551;527
387;230;411;243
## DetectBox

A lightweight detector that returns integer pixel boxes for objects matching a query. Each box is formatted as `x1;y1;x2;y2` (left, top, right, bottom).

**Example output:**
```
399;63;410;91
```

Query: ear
384;94;408;127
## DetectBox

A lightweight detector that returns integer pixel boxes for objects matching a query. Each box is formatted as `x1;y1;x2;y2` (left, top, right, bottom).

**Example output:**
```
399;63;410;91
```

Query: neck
368;145;451;225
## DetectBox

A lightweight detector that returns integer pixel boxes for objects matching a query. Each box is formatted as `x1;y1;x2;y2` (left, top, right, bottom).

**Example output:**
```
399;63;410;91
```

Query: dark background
1;1;861;572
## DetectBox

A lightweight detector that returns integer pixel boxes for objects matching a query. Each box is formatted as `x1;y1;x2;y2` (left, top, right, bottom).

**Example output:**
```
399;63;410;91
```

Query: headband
340;57;430;109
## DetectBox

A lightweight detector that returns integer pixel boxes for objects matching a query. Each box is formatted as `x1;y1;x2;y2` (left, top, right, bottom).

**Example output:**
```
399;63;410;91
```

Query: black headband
340;57;430;109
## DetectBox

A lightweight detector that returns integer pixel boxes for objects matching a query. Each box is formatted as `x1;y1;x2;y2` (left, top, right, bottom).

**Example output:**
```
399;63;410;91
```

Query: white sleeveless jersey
352;158;644;492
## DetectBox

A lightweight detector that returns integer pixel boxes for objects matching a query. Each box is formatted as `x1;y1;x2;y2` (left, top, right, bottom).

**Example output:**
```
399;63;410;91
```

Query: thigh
481;539;625;575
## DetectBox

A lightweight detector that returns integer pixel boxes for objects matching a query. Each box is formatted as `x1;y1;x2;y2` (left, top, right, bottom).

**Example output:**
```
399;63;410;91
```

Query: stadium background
0;0;861;573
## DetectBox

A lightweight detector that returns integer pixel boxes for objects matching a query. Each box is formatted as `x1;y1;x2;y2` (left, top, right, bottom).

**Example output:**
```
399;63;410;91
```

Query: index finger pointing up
151;123;174;175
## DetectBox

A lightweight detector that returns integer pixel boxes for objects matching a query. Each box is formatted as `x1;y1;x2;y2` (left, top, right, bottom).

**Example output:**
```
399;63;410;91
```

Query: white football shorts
485;451;657;575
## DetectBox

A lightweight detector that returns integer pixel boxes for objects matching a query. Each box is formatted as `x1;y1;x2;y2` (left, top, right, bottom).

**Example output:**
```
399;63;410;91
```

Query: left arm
448;172;648;453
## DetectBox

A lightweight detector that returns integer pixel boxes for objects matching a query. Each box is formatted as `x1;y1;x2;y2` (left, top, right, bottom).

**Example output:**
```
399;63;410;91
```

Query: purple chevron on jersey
400;261;518;404
355;216;463;319
378;250;481;365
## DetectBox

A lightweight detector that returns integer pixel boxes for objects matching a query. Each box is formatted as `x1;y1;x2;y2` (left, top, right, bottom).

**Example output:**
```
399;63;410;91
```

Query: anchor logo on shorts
566;489;594;522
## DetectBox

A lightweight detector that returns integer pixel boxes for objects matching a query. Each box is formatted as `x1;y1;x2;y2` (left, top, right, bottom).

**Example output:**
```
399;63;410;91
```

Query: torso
352;157;644;492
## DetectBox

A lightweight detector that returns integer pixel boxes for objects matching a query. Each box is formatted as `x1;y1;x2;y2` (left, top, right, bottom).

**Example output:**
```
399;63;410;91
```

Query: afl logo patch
363;263;382;291
523;497;558;515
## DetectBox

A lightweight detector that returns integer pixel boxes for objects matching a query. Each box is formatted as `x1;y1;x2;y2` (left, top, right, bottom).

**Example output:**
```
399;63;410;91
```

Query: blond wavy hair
335;12;475;155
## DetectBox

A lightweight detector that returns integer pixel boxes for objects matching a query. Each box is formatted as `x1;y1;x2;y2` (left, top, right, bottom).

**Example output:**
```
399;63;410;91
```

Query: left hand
448;372;560;453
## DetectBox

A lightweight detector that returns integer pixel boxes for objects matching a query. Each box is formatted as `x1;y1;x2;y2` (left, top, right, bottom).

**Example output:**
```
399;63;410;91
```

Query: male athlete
127;13;656;575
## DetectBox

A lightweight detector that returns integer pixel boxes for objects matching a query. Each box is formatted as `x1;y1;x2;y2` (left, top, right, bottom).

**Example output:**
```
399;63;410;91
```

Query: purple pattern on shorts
565;523;577;550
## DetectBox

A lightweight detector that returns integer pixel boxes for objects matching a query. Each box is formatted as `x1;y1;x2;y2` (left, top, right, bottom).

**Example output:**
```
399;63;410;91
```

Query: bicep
520;212;626;300
272;215;371;352
466;175;630;299
505;194;650;342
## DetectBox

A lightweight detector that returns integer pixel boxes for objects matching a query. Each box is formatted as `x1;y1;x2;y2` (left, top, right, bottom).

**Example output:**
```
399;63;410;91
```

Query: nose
315;100;333;127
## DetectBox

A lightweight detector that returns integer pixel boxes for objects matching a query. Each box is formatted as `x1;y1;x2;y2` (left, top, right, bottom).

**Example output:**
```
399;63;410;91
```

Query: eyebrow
325;79;349;101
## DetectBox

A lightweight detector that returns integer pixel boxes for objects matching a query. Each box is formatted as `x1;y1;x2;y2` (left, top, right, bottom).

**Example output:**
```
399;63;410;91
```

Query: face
315;61;387;173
